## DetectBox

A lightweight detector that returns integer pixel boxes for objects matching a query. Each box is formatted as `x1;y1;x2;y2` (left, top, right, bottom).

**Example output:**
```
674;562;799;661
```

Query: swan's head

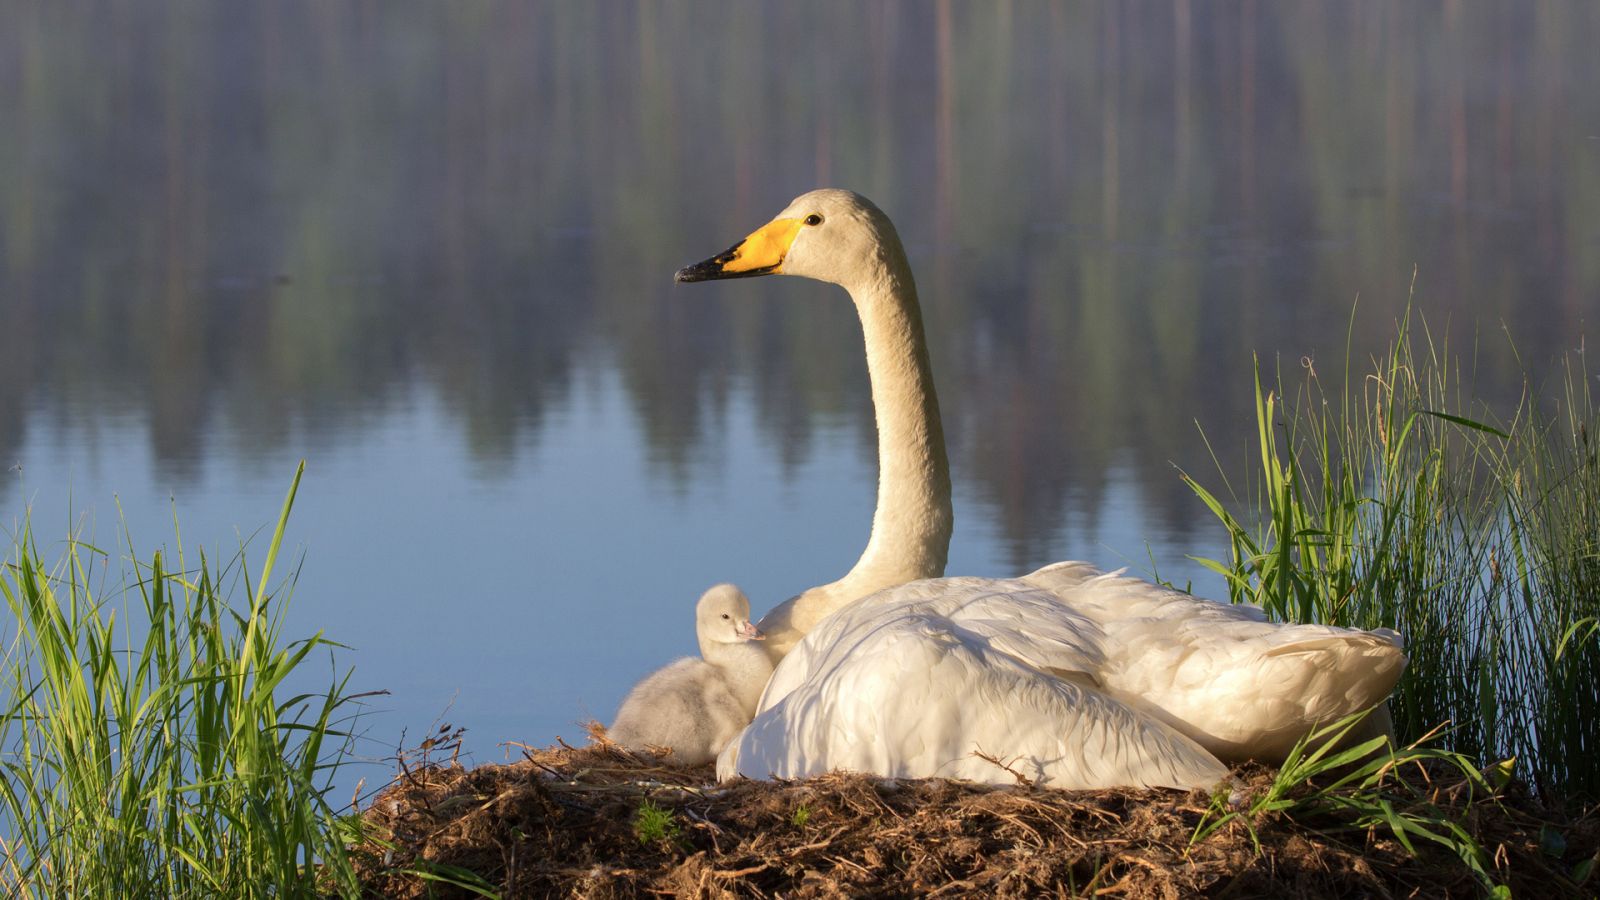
696;583;765;644
675;189;903;291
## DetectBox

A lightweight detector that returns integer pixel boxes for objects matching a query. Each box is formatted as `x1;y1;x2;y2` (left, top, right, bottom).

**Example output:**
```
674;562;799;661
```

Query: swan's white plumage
678;189;1408;790
608;585;773;765
1020;562;1406;762
719;577;1228;790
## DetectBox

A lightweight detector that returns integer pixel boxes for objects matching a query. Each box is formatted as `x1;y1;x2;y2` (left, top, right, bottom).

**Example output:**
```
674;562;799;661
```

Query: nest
346;727;1597;898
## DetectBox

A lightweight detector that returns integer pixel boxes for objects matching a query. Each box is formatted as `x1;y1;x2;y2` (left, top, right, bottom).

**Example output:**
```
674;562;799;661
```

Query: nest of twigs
346;726;1597;898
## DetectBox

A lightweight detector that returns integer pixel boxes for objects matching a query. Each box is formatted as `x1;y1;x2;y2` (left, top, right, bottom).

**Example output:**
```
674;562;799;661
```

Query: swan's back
723;578;1229;790
722;566;1407;785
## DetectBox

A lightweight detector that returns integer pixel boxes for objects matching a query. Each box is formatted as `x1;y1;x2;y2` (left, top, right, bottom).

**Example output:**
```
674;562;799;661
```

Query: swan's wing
720;604;1227;790
1023;562;1270;623
1031;568;1407;761
1018;560;1110;594
756;578;1107;714
930;581;1109;687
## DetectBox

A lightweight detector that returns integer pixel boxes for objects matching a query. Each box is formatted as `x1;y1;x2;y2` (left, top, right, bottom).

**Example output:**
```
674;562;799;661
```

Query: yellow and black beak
674;217;803;283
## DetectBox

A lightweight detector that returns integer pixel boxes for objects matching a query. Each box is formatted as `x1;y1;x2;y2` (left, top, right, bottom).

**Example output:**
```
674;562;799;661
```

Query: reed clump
1187;307;1600;803
0;463;367;898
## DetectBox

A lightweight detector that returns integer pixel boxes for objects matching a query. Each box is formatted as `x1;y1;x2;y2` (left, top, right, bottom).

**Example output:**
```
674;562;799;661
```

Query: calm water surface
2;2;1596;788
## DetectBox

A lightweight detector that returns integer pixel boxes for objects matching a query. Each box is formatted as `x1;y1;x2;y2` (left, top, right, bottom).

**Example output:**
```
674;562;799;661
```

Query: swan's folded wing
758;579;1107;714
1018;561;1107;594
935;582;1109;686
755;577;994;713
722;610;1227;790
1025;564;1270;625
1046;572;1407;761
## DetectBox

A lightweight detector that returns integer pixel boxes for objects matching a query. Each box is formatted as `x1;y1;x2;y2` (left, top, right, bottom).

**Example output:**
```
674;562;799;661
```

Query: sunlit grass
0;463;368;898
1187;303;1600;804
1193;711;1512;893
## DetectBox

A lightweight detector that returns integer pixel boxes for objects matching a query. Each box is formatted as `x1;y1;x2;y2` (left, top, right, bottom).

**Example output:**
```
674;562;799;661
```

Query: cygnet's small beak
675;217;803;283
737;620;765;641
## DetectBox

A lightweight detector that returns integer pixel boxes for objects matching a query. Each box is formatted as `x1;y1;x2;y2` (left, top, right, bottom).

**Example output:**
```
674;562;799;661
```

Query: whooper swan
674;190;1407;789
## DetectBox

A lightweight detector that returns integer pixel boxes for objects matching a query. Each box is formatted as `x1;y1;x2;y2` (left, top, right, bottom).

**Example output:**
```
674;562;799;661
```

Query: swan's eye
804;214;823;226
721;613;730;620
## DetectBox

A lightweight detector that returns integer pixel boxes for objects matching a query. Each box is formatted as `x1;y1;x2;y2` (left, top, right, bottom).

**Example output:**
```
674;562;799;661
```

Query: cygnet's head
695;583;764;645
674;189;904;291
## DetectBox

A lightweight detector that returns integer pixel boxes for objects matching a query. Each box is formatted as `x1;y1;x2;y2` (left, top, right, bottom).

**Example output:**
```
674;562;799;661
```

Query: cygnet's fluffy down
607;584;775;765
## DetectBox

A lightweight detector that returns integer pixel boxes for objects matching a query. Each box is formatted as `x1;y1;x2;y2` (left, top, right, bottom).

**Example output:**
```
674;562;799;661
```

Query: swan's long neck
838;255;952;593
759;242;953;653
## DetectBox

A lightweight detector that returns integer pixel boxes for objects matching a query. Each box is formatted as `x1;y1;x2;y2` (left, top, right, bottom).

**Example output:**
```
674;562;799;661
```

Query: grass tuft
633;799;681;846
1194;710;1509;892
0;463;368;898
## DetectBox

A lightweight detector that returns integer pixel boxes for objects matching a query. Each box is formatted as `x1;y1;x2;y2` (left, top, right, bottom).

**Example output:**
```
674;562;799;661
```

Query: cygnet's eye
721;613;730;620
804;213;823;226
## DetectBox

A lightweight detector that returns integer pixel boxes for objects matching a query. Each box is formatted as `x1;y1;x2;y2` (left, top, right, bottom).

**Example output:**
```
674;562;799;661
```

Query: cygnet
607;584;774;764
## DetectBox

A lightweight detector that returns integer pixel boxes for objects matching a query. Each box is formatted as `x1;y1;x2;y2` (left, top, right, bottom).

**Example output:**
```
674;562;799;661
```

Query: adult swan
675;190;1406;790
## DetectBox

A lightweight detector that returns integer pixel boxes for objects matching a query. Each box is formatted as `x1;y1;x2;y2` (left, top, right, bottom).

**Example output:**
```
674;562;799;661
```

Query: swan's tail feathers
1178;629;1409;763
1267;632;1407;714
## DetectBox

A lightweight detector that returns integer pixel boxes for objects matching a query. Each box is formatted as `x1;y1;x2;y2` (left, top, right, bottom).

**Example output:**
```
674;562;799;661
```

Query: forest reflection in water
1;2;1595;763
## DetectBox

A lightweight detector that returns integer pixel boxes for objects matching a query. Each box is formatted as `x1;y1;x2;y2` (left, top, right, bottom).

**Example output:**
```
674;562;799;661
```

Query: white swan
678;195;954;659
675;190;1408;789
724;575;1231;789
606;584;774;765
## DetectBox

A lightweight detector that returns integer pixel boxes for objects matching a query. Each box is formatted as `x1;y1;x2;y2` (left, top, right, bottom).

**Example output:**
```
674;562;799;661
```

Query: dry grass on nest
345;726;1598;899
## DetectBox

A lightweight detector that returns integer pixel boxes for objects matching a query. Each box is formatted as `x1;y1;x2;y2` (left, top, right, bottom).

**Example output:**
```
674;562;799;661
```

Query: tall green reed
1187;307;1600;802
0;463;366;897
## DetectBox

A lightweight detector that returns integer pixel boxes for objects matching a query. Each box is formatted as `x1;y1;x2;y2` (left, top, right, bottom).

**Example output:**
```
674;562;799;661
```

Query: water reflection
1;1;1596;762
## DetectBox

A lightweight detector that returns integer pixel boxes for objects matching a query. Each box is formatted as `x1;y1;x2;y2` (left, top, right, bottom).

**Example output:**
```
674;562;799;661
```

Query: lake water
2;2;1595;792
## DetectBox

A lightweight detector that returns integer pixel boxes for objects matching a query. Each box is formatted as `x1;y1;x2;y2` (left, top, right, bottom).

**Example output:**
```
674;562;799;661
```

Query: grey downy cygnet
607;584;774;764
